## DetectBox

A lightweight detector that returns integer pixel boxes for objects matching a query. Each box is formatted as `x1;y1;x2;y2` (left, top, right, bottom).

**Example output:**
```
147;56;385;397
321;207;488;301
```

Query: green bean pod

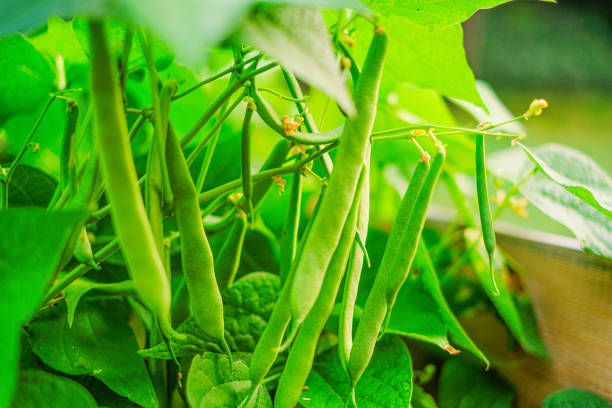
214;211;247;291
249;184;327;385
475;133;499;294
347;154;438;392
274;168;365;408
339;147;370;372
87;20;172;332
60;102;79;197
237;139;291;212
279;172;303;285
289;27;387;327
241;101;255;220
165;124;229;355
251;89;344;145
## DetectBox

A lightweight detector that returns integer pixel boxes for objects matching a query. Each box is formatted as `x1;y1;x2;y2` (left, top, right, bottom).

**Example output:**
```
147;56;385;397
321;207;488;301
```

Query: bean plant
1;1;611;408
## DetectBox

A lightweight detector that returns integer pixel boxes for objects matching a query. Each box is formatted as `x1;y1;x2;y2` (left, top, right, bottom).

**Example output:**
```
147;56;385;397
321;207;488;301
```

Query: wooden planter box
430;214;612;406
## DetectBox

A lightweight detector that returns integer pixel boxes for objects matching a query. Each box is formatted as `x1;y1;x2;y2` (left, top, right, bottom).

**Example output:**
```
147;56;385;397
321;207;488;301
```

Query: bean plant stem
181;62;277;147
41;239;121;307
171;55;261;101
198;142;338;203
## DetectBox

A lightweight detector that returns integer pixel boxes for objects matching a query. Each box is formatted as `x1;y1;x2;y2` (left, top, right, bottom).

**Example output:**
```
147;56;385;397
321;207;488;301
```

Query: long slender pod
274;168;365;408
249;183;327;385
60;102;79;197
347;149;444;395
279;172;303;285
165;124;230;361
214;211;247;291
241;100;255;221
475;133;499;294
237;139;291;212
339;146;370;371
289;27;387;328
87;20;172;333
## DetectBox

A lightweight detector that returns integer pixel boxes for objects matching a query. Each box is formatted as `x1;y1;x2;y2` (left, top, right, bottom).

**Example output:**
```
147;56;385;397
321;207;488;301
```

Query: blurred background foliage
460;0;612;236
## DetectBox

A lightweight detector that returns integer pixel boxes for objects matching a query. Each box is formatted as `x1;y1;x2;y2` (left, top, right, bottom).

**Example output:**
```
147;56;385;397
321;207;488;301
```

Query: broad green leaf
10;370;97;408
542;388;610;408
302;335;412;407
29;17;88;65
237;6;354;115
72;18;174;71
5;165;57;207
488;147;612;258
352;15;483;106
2;98;65;179
1;0;361;65
140;272;281;358
0;35;56;121
0;208;84;408
519;142;612;220
464;228;548;358
364;0;555;28
450;80;526;135
238;223;281;276
438;359;515;408
27;300;158;408
186;353;271;408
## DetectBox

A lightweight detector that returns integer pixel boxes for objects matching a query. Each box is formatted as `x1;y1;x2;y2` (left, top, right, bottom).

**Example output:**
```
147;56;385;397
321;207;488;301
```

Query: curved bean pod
475;133;499;294
165;124;230;357
347;150;443;393
88;20;172;333
274;168;365;408
289;27;388;328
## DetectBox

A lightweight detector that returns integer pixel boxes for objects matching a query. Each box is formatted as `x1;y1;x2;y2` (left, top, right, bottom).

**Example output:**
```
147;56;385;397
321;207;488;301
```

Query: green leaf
186;353;272;408
464;228;548;358
0;35;55;121
302;335;412;407
354;15;483;106
5;165;57;207
0;208;85;408
438;359;515;408
519;143;612;220
542;388;610;408
237;6;354;115
238;223;281;276
27;300;158;408
28;17;88;65
488;147;612;258
140;272;281;358
364;0;556;28
10;370;97;408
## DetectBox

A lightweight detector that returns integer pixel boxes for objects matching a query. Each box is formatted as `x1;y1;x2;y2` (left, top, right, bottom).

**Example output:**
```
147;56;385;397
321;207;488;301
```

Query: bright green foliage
438;358;516;408
543;388;610;408
0;35;55;121
302;336;412;407
27;300;158;408
0;1;606;408
0;208;85;408
10;370;97;408
187;353;272;408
